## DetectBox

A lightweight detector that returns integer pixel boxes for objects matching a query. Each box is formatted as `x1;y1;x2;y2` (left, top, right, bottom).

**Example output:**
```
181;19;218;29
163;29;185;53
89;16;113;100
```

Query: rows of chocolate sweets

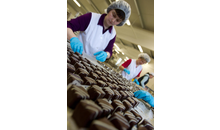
67;47;154;130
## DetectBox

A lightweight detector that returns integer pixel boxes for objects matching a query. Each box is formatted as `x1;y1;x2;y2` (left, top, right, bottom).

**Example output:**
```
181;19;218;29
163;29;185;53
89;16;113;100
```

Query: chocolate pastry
112;80;118;85
111;100;125;113
74;52;81;56
81;61;90;67
74;62;85;70
79;56;89;63
112;90;121;100
96;80;107;87
113;84;119;90
72;53;80;60
94;70;102;76
100;76;108;82
69;56;79;65
95;98;114;117
108;112;130;130
131;97;140;107
85;66;93;73
87;85;106;100
119;90;128;100
67;57;71;63
126;97;135;107
106;82;114;89
101;72;107;77
89;117;117;130
106;77;113;83
67;63;75;73
90;65;97;71
67;85;90;109
130;109;142;123
103;87;115;101
75;68;89;77
89;72;99;80
72;100;103;128
84;77;97;85
118;85;126;91
139;119;154;130
124;111;139;128
122;100;132;111
67;73;84;85
137;126;149;130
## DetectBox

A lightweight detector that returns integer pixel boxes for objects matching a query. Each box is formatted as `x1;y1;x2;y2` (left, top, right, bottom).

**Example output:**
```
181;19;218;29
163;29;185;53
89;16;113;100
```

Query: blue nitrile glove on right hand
133;78;140;85
70;37;83;55
134;90;154;107
94;51;107;62
123;68;130;74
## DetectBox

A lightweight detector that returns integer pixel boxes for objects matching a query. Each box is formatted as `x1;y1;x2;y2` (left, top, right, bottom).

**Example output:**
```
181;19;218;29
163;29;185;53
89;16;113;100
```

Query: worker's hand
134;90;154;107
70;37;83;55
133;78;140;85
94;51;107;62
123;68;130;74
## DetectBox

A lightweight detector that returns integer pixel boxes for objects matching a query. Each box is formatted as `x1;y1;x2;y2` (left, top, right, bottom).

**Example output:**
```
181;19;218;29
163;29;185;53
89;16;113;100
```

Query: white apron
77;13;116;57
121;59;142;81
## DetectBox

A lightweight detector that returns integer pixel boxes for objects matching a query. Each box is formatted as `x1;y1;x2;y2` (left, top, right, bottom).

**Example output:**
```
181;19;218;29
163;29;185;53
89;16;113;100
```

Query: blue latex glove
133;78;140;85
134;90;154;107
70;37;83;55
94;51;107;62
123;68;130;74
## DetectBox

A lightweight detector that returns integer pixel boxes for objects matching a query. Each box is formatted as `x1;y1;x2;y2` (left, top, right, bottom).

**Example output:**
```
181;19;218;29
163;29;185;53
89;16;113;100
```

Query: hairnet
107;0;131;26
138;53;151;63
149;72;154;76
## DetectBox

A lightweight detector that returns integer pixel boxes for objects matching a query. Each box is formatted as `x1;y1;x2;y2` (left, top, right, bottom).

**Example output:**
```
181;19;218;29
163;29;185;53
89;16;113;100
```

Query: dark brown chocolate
75;68;89;77
112;90;121;100
124;111;139;128
111;100;125;113
67;73;84;85
67;85;90;109
89;72;99;80
67;63;75;73
95;98;114;117
84;77;97;85
103;87;114;101
72;100;103;128
89;117;117;130
96;80;107;87
139;119;154;130
87;85;106;100
108;112;130;130
122;100;132;111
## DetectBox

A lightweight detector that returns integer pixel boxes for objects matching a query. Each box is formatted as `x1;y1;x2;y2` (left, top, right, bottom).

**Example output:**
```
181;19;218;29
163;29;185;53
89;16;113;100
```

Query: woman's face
149;75;154;78
105;9;123;27
136;57;147;65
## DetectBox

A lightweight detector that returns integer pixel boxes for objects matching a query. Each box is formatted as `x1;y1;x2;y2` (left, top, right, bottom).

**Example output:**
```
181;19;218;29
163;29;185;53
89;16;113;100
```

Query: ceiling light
122;52;124;55
126;20;131;25
137;45;143;52
73;0;81;7
114;44;120;50
115;49;119;54
126;57;129;60
115;58;122;65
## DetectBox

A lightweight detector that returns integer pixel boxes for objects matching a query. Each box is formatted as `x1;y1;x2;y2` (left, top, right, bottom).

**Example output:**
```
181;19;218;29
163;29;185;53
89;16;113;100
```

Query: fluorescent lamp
115;49;119;54
137;45;143;52
122;52;124;55
126;57;129;60
73;0;81;7
115;58;122;65
126;20;131;25
114;44;120;50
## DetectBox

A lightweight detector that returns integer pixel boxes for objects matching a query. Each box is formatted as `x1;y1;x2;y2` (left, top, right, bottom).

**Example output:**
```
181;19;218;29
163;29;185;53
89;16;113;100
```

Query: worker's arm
67;28;77;41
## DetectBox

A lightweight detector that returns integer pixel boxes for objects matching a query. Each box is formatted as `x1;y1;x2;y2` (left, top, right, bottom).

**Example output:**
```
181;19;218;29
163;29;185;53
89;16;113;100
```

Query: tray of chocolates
67;45;154;130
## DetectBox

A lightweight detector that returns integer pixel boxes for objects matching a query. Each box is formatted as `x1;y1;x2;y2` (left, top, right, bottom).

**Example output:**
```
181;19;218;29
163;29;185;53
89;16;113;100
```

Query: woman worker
119;53;151;85
67;0;131;62
138;72;154;90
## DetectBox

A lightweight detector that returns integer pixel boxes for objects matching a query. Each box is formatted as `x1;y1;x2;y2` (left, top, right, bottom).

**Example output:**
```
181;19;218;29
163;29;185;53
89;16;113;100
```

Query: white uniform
121;59;142;81
77;13;116;56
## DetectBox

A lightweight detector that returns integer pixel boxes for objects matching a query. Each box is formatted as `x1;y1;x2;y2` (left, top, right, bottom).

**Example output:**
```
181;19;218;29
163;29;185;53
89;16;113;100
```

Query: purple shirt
67;12;116;58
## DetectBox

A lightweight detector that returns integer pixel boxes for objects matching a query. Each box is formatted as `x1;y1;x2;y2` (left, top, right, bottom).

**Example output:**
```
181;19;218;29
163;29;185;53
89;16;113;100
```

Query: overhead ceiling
67;0;154;60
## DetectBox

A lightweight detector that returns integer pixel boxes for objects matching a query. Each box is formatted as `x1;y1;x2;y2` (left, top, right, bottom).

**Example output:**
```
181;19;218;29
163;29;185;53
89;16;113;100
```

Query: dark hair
115;9;125;21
